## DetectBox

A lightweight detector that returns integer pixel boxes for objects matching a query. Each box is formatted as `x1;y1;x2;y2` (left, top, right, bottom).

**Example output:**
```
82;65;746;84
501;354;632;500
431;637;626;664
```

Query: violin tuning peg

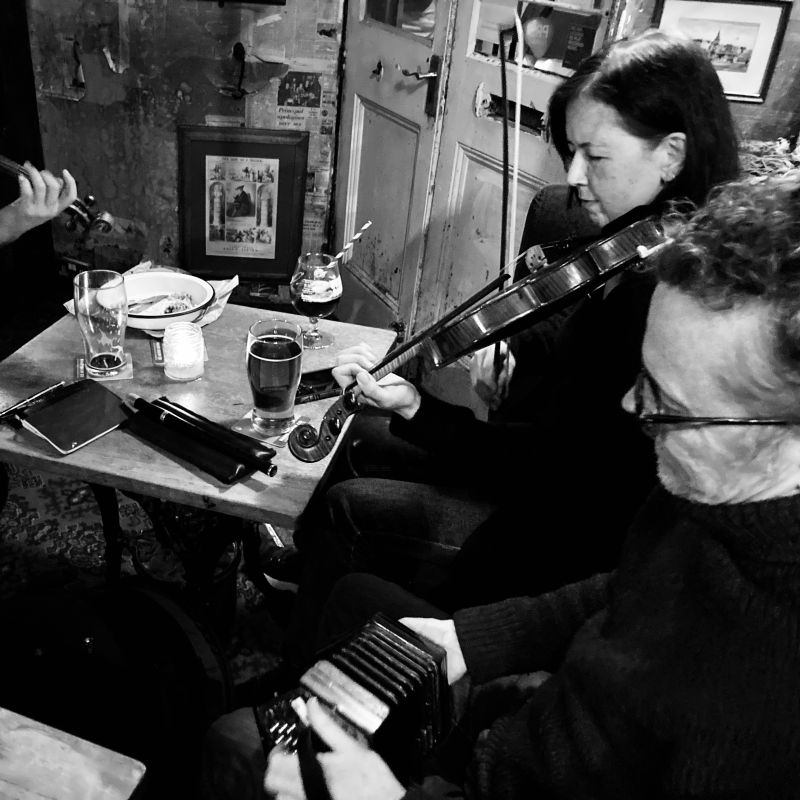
91;212;114;234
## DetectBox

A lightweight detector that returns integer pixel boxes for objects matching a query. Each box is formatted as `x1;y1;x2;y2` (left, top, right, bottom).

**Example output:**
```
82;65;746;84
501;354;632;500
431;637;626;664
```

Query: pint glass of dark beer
246;317;303;433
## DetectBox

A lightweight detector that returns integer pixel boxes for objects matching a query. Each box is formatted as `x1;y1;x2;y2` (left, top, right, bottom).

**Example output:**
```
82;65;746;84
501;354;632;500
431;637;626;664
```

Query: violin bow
495;26;510;381
493;13;525;389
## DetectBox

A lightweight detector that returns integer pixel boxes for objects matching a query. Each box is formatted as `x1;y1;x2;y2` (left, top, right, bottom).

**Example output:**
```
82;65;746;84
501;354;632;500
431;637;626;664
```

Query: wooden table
0;305;396;579
0;706;145;799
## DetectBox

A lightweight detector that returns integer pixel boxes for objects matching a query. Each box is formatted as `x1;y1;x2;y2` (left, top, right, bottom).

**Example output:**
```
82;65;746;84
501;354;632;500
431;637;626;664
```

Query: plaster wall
26;0;343;276
25;0;800;279
732;2;800;140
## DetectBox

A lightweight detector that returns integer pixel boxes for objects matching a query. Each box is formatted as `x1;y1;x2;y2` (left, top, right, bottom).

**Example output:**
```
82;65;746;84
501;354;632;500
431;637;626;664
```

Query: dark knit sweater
389;204;659;582
404;486;800;799
389;261;657;583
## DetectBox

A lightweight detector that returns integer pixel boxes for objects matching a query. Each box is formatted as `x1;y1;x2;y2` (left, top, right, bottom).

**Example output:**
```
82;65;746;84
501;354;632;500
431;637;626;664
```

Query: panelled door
333;0;451;330
335;0;572;337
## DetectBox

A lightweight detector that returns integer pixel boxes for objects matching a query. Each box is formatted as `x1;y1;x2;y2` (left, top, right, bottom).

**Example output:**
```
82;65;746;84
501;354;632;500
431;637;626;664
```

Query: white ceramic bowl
124;271;215;331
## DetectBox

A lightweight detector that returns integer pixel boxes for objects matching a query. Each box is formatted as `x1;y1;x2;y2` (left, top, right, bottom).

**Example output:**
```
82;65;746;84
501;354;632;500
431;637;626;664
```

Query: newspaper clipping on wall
276;70;322;131
205;155;279;259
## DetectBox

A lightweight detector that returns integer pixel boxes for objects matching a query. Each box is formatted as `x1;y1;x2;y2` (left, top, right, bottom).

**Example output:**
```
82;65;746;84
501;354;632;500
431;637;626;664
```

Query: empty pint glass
73;270;128;377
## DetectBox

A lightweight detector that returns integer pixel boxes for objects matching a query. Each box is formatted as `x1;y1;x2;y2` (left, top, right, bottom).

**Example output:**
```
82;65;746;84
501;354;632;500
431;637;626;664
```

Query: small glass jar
163;322;205;381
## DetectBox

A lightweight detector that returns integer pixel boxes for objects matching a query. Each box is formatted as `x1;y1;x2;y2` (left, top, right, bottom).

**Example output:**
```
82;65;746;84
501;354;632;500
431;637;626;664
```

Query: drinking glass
246;317;304;433
73;269;128;377
289;252;342;349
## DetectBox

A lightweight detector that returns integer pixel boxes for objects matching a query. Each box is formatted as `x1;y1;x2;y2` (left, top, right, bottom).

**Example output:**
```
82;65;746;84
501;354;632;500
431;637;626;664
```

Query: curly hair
657;173;800;375
547;29;739;207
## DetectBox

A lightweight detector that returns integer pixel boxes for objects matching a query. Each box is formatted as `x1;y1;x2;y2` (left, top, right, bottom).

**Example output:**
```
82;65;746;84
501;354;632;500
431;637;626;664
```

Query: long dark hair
548;30;740;207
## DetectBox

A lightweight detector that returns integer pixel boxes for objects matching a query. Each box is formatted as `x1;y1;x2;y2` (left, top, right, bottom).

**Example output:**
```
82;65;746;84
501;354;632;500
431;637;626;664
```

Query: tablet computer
6;379;127;455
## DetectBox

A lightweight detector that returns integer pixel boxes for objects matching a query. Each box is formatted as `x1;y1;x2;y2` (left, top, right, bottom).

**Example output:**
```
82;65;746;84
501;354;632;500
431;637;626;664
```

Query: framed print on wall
178;126;309;281
654;0;791;102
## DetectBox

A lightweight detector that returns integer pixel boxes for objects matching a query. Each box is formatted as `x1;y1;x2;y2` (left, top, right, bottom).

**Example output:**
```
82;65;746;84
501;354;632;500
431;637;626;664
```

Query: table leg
241;520;262;576
89;483;123;582
240;521;291;598
0;463;8;514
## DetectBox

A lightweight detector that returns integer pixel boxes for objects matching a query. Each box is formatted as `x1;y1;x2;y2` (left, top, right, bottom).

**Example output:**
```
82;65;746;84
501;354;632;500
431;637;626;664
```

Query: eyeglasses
632;367;800;435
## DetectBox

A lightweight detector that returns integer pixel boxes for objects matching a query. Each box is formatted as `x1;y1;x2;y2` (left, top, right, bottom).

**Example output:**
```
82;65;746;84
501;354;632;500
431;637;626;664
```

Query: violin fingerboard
591;218;664;273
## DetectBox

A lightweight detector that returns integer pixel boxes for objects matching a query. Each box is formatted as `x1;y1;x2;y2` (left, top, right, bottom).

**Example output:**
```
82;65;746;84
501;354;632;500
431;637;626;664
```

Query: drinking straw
330;220;373;267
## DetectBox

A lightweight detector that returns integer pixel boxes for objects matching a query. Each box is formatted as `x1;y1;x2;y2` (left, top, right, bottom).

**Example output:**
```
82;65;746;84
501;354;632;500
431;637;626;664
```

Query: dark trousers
283;477;485;670
283;410;499;672
285;410;629;673
293;409;498;544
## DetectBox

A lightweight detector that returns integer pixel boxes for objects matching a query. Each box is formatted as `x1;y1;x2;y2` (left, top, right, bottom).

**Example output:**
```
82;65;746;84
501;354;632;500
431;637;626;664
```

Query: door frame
332;0;462;332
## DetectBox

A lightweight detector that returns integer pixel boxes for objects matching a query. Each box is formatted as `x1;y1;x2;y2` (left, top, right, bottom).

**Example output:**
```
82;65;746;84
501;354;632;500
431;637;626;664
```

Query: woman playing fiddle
201;30;743;796
258;30;740;682
0;163;78;246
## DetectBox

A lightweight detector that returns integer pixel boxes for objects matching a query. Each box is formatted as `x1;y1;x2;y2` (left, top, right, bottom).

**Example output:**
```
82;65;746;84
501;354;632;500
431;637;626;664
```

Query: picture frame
178;125;309;281
653;0;791;103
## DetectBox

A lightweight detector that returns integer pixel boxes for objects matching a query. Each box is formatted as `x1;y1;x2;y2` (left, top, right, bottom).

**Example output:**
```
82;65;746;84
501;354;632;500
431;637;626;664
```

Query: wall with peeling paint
26;0;343;285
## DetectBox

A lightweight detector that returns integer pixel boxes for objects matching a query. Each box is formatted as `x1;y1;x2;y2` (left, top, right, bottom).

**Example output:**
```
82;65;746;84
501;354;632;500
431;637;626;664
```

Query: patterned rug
0;462;286;687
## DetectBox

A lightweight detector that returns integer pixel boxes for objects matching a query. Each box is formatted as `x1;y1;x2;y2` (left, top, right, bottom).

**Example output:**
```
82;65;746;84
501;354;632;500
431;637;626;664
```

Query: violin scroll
64;194;114;233
288;390;359;462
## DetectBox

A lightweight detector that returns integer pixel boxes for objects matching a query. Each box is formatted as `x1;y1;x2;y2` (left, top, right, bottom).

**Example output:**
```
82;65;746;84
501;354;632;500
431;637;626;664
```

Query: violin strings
500;249;528;278
330;220;373;268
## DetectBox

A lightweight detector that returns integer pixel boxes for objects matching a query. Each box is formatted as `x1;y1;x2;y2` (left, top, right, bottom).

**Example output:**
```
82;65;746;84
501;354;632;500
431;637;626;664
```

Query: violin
0;154;114;233
288;215;666;463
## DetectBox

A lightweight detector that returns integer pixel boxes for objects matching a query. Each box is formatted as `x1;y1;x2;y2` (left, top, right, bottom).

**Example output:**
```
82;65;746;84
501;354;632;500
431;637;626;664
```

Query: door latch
395;54;441;119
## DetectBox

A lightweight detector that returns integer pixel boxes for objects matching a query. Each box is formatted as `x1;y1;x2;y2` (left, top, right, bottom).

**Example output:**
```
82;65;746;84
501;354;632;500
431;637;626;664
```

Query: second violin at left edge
0;153;113;233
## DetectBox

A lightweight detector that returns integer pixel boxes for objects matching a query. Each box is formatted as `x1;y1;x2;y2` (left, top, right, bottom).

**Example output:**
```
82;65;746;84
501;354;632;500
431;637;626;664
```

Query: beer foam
300;276;343;302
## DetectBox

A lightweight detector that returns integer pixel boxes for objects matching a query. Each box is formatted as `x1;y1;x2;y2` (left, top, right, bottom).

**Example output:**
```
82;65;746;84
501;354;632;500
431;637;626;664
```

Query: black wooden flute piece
126;394;277;477
150;396;277;471
123;397;253;485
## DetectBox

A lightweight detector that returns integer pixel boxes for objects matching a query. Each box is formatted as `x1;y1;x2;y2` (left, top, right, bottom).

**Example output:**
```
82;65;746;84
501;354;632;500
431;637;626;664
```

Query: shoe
257;544;306;593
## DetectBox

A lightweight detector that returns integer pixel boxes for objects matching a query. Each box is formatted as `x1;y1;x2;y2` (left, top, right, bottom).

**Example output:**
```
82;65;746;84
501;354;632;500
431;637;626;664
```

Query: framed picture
178;125;309;281
654;0;791;103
